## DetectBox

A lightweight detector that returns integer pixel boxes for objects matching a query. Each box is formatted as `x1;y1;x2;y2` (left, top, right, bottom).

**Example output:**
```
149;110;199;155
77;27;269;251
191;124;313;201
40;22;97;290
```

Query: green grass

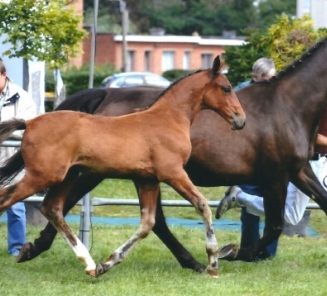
1;179;327;295
0;223;327;296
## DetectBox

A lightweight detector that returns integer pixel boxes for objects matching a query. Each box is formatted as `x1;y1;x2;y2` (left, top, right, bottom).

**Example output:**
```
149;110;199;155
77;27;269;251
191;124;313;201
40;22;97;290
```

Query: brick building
81;31;245;75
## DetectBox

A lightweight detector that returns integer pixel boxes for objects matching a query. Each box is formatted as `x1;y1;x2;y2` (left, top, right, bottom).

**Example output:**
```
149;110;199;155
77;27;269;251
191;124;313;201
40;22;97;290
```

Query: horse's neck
275;43;327;131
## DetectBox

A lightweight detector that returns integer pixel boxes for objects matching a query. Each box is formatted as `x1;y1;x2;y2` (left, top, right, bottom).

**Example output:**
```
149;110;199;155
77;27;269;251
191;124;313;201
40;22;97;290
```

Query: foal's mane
142;69;204;111
274;37;327;80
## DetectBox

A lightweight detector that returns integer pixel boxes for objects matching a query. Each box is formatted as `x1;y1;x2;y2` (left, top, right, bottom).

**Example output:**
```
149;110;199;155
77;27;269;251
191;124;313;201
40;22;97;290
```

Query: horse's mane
145;69;204;110
274;37;327;80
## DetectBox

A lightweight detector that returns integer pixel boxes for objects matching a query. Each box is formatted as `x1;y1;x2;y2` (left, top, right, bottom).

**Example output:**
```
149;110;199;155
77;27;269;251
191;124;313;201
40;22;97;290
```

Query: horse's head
203;56;246;130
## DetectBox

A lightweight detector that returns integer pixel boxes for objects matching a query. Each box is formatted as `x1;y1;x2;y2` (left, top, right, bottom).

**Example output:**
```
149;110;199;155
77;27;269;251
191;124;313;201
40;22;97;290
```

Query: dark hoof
95;263;106;277
218;243;239;261
17;242;35;263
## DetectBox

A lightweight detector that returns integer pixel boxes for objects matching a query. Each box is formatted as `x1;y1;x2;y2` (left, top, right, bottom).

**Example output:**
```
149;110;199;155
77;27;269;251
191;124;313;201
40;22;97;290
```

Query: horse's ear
210;55;221;77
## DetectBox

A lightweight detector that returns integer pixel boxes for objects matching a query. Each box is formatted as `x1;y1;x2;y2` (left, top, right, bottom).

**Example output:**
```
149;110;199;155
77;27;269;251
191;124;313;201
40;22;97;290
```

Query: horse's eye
222;87;231;93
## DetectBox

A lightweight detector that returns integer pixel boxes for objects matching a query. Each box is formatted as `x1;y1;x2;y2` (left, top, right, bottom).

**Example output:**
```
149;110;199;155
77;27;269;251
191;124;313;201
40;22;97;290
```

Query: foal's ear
210;55;222;77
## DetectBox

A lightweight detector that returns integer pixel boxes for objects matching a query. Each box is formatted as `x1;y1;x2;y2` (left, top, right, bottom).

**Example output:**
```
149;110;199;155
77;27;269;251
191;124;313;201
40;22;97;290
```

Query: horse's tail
55;88;108;114
0;150;25;187
0;119;26;143
0;119;26;187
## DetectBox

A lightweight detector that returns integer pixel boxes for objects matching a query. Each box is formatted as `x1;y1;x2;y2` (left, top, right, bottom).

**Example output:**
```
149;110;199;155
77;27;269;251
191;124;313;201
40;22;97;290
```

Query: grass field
1;179;327;295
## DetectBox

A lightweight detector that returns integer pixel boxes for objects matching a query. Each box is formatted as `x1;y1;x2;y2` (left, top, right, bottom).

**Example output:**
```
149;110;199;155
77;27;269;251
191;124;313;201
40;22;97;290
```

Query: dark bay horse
0;56;245;277
16;37;327;272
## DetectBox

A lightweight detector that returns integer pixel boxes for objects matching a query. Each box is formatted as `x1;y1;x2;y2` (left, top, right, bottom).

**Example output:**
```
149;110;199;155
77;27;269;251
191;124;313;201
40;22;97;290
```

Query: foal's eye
222;87;231;93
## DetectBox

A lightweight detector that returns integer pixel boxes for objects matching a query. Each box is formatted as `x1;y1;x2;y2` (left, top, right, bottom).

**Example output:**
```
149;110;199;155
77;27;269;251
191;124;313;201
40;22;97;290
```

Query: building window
144;51;151;72
162;51;175;72
201;53;213;69
183;52;191;70
127;50;135;71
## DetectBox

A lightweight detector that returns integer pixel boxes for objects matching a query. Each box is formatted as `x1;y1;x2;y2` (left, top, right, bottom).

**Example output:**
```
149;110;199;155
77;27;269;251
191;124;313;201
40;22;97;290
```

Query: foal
0;56;245;278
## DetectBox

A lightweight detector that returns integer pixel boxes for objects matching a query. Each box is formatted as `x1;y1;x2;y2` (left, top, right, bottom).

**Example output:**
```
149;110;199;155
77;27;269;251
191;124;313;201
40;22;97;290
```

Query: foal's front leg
95;182;159;277
165;169;219;277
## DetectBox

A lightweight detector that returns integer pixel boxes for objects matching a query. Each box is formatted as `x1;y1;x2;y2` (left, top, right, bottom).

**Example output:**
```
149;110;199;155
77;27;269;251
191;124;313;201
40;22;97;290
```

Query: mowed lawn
1;179;327;296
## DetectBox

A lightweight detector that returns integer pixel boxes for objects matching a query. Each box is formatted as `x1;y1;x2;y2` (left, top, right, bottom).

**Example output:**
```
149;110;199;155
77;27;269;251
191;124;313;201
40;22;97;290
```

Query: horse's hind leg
292;161;327;214
149;185;206;272
18;174;105;263
164;169;218;277
95;182;159;278
39;169;97;276
225;182;286;262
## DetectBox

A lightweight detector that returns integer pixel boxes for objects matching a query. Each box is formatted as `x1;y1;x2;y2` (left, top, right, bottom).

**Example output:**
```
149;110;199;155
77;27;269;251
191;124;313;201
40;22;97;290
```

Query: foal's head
203;56;246;130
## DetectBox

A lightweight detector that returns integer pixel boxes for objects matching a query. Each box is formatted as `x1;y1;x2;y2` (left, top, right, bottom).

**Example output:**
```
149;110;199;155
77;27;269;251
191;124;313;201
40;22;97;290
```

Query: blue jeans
7;202;26;256
239;184;278;259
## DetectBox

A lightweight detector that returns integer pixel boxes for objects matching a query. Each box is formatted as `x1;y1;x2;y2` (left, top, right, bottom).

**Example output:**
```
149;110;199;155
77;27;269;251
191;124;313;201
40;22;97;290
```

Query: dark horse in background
18;37;327;272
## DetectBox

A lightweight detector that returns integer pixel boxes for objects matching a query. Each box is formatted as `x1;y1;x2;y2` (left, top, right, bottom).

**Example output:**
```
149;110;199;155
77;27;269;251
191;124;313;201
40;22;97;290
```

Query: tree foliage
0;0;87;69
144;0;258;35
263;15;326;70
84;0;296;36
257;0;296;29
224;15;327;86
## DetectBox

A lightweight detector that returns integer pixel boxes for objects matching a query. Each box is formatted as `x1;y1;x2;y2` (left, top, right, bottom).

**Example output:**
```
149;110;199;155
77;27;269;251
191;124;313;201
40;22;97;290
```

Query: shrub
45;63;118;96
162;69;194;82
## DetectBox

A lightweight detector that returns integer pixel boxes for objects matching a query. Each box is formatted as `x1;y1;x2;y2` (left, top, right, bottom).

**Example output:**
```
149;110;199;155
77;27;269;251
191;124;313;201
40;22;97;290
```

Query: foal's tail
0;119;27;187
0;119;26;143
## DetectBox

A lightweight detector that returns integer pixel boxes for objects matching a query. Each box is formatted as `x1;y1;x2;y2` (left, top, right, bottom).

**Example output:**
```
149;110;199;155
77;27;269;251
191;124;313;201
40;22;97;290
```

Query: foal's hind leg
39;169;97;276
164;169;219;277
95;182;159;278
18;174;105;263
0;174;49;215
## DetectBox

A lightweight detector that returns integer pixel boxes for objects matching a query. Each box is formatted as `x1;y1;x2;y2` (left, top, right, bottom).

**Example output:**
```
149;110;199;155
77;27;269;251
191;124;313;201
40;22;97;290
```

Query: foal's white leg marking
97;213;155;275
195;195;219;277
61;233;96;273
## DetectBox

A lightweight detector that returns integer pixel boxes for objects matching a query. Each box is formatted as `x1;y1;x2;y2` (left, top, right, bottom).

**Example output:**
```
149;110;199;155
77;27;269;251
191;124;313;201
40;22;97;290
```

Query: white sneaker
215;186;241;219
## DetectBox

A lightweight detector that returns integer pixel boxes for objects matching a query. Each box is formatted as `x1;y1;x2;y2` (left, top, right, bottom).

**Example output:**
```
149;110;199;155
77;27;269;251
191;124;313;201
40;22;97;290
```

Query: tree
0;0;87;70
224;15;327;86
258;0;296;29
263;14;326;70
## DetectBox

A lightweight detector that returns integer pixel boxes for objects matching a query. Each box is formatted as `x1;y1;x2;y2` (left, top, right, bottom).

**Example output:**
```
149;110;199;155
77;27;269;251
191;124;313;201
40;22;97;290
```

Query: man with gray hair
233;57;276;91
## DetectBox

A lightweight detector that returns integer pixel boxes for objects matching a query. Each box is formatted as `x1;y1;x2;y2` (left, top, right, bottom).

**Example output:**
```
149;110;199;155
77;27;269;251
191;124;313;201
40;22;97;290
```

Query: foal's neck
149;72;207;124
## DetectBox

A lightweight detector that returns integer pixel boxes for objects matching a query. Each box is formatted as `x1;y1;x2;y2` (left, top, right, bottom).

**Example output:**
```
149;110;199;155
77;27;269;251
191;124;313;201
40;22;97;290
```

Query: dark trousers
240;207;278;259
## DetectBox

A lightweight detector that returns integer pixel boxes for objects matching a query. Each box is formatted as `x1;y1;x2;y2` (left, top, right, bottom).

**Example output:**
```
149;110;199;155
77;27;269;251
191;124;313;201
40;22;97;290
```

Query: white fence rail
24;196;321;209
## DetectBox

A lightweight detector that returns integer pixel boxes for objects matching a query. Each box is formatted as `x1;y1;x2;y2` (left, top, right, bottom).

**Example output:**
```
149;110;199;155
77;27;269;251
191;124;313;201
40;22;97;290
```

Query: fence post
79;193;92;249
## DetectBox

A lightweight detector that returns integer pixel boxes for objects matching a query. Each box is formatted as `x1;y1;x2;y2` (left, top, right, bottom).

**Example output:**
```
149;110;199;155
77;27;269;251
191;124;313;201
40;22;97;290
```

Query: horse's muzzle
231;113;246;130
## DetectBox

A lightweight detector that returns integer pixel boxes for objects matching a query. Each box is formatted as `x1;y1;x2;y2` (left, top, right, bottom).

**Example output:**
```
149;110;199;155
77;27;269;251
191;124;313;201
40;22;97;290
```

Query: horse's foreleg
153;189;206;272
17;174;105;263
132;181;206;272
39;169;97;276
165;170;218;277
95;182;159;278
